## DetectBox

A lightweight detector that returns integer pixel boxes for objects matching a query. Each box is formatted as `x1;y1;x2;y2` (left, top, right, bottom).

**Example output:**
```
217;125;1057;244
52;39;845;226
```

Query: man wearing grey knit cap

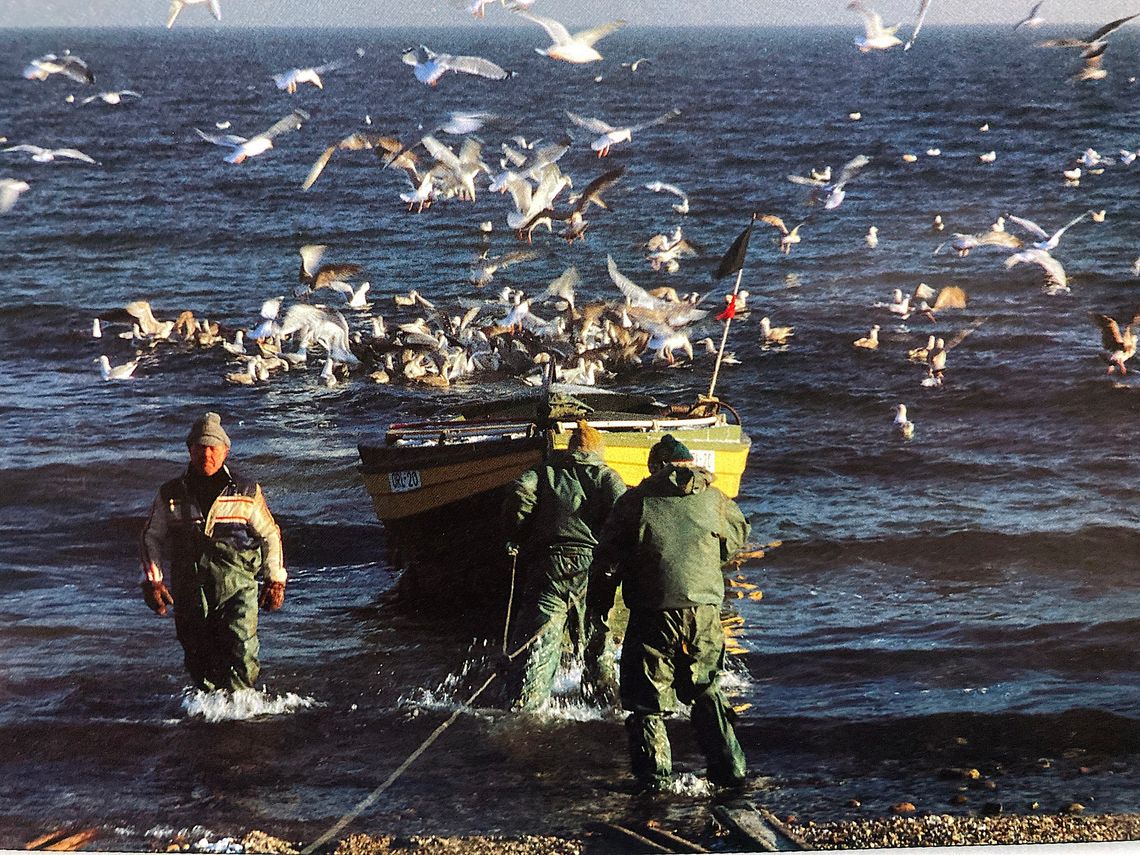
140;411;286;692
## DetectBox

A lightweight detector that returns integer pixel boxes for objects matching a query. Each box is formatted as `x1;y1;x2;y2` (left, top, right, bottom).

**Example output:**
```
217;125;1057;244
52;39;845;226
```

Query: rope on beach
300;620;552;854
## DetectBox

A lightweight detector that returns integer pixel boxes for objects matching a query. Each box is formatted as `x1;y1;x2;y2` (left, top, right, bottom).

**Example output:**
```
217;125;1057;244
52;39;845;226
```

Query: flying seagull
302;132;418;191
644;180;689;214
273;59;352;94
167;0;221;28
194;109;309;164
1013;1;1045;30
565;108;680;157
80;90;141;105
847;1;902;52
4;144;97;164
401;45;513;86
23;52;94;84
0;179;30;213
1005;210;1091;251
1092;312;1140;374
788;154;871;209
515;10;626;63
1038;14;1138;52
755;213;808;255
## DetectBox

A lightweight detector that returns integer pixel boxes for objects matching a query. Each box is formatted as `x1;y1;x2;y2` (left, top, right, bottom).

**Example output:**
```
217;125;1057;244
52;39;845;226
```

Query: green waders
171;537;262;692
621;604;746;790
508;546;593;711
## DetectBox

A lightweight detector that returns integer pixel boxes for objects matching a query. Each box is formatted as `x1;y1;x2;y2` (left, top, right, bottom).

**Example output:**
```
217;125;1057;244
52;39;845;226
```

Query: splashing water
180;687;318;722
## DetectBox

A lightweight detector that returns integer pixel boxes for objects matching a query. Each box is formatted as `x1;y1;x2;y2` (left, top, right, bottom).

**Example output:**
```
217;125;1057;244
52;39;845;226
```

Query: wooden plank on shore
599;822;676;853
713;803;804;851
643;821;711;853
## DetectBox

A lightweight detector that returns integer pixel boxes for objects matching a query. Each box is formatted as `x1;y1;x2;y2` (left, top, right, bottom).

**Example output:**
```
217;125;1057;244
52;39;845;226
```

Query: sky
0;1;1121;29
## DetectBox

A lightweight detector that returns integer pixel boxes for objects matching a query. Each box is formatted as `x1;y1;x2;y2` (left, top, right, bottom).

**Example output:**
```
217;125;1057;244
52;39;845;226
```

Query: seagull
194;109;309;164
98;355;138;381
1038;14;1137;53
469;248;540;287
848;1;903;52
644;180;689;214
329;281;371;309
866;225;879;248
4;144;97;164
297;244;363;295
302;132;418;191
622;57;651;71
934;229;1021;256
606;255;708;328
401;45;512;86
908;335;936;362
0;179;30;213
23;52;94;84
760;316;794;346
273;59;352;93
515;10;626;64
979;150;997;163
565;108;681;157
1006;211;1090;251
1071;42;1110;83
1004;248;1069;293
1092;312;1140;374
893;404;915;439
80;90;141;106
1013;1;1045;30
755;213;807;255
788;154;871;210
853;324;881;350
517;166;624;243
167;0;222;28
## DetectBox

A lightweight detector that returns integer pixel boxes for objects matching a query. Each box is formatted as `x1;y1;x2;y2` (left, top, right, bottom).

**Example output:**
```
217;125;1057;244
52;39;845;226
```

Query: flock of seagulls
9;0;1140;451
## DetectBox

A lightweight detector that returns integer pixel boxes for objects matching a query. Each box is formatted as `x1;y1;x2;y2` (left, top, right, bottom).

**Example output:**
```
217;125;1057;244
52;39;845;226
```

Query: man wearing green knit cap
140;412;286;692
589;433;750;795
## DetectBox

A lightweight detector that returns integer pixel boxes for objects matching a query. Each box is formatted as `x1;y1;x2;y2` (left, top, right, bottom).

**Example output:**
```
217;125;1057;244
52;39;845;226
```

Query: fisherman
501;419;627;710
588;434;750;795
139;412;286;692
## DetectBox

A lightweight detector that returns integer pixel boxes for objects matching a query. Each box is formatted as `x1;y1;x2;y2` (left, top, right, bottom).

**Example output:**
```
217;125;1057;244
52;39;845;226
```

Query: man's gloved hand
142;580;174;616
505;542;519;557
260;580;286;611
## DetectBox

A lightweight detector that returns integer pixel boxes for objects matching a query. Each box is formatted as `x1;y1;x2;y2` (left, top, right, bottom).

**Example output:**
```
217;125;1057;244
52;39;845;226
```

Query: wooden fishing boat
357;386;751;606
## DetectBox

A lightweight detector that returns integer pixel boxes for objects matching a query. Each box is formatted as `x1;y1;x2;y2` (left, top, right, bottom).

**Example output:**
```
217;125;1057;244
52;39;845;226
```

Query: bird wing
442;53;511;80
299;244;327;280
1050;210;1090;242
848;1;888;38
166;0;185;28
314;57;352;75
258;109;310;141
565;110;615;135
903;0;933;49
208;0;222;20
757;213;790;235
977;230;1023;249
607;255;659;309
932;285;968;310
1005;249;1067;286
194;128;246;147
53;148;97;163
542;266;581;306
787;173;826;187
61;57;94;84
572;19;626;47
572;166;624;212
1006;214;1049;240
1086;13;1138;43
1093;313;1125;349
833;154;871;189
629;108;681;133
314;263;363;288
515;10;571;44
944;317;987;351
302;145;337;190
1014;1;1043;28
422;135;462;174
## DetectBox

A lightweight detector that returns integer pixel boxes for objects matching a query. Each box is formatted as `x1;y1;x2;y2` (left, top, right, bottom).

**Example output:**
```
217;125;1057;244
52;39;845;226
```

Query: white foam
667;771;715;797
180;687;318;722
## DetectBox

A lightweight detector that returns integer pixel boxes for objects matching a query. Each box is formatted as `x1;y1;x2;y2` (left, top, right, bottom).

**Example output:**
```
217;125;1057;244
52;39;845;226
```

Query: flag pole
706;266;744;400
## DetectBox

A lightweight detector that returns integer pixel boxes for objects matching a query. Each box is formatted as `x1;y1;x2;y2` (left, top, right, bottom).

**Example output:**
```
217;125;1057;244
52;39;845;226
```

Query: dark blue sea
2;20;1140;850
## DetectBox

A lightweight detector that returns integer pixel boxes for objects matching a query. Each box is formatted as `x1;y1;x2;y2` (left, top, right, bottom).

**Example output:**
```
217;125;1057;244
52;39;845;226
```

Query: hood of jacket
642;463;714;496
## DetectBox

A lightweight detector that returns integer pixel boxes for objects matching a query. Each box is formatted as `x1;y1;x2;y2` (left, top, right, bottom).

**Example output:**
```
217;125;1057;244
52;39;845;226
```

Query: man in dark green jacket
589;433;750;793
501;420;627;710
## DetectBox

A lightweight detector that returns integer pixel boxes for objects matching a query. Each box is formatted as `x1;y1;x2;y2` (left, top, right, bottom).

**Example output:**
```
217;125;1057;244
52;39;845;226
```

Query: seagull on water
515;10;626;63
893;404;915;440
23;52;94;84
167;0;221;28
760;316;794;346
401;45;513;86
788;154;871;210
5;144;97;164
0;179;30;213
1092;312;1140;374
98;355;138;381
853;324;881;350
566;108;681;157
195;109;309;164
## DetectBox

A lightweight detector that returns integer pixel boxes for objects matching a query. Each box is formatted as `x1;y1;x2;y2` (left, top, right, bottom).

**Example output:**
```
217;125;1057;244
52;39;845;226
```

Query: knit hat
568;419;605;454
186;412;231;448
648;434;694;470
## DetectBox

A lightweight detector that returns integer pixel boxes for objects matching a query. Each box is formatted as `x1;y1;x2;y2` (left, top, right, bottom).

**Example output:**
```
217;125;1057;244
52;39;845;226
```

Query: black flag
714;217;755;279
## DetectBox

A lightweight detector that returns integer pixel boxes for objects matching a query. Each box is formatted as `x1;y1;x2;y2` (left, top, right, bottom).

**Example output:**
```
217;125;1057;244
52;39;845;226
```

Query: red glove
260;581;286;611
142;580;174;616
